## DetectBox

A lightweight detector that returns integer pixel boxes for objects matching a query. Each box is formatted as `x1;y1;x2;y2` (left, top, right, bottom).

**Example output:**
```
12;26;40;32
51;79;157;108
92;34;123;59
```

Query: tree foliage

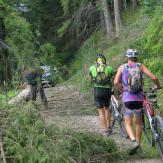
0;0;163;84
133;7;163;76
140;0;163;14
5;10;35;65
38;43;56;65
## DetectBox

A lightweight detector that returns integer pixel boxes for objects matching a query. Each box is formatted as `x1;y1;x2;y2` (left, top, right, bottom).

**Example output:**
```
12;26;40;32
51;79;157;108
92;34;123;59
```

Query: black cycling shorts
94;87;111;109
124;101;143;110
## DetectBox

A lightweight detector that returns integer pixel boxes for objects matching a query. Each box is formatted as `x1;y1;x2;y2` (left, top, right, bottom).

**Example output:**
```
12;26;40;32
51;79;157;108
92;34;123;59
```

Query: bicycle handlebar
144;87;159;94
144;87;159;103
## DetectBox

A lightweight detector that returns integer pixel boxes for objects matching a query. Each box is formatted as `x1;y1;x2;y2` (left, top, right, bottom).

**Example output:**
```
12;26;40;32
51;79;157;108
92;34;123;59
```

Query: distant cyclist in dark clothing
89;54;114;135
23;66;48;109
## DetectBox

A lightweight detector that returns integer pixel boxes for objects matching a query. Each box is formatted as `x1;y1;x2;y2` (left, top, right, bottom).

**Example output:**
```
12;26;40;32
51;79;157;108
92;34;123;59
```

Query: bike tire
110;102;128;138
142;108;155;147
117;118;128;138
155;115;163;160
110;104;116;129
118;103;128;138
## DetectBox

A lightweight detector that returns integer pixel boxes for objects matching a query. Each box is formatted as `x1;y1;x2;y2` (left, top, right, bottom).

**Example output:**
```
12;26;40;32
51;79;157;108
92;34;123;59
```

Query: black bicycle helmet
96;53;106;64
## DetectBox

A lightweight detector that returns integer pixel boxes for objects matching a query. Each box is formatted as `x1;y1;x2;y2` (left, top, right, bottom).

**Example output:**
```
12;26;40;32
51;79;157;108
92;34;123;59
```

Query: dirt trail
38;85;129;145
38;85;162;163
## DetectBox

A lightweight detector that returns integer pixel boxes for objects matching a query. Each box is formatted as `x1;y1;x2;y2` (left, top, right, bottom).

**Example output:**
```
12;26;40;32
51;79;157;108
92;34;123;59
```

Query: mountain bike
142;87;163;160
110;92;128;138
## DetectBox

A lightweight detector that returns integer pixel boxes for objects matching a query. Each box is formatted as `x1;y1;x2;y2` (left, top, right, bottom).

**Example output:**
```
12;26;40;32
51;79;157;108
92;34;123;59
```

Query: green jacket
89;64;114;88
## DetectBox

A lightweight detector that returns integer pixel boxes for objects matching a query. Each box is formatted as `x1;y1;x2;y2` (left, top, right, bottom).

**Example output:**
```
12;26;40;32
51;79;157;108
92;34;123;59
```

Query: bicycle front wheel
142;108;155;146
155;115;163;160
117;117;128;138
117;103;128;138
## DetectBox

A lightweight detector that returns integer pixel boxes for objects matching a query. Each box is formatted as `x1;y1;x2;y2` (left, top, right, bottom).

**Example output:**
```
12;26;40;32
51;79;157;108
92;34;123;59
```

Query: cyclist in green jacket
89;54;114;135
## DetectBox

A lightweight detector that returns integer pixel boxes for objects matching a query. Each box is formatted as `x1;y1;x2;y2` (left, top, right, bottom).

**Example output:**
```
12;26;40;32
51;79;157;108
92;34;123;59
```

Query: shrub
3;102;123;163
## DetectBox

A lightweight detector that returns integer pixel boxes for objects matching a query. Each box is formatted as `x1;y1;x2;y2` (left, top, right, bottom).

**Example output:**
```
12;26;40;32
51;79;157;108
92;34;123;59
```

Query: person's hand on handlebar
154;85;162;91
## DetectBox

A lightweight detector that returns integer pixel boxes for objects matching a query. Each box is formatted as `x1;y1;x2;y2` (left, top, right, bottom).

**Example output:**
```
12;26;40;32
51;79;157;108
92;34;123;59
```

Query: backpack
125;63;142;94
95;64;110;85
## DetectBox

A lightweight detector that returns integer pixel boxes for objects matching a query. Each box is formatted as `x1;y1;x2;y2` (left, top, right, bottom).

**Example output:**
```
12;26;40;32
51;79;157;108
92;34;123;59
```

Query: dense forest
0;0;163;162
0;0;162;86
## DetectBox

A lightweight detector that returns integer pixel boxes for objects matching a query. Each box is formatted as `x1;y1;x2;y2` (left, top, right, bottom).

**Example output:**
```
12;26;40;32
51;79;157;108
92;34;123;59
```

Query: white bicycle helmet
126;49;139;58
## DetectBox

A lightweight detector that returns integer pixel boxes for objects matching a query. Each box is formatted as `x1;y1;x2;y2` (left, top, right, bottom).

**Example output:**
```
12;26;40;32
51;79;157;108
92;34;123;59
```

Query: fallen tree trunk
0;137;7;163
8;85;31;105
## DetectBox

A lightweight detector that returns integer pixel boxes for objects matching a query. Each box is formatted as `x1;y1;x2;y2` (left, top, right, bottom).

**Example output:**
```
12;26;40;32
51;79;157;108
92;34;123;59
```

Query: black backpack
24;71;38;85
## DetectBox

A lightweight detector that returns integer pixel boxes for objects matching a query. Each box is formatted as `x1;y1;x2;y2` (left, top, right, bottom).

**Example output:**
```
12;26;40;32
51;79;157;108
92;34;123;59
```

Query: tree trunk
101;0;114;39
100;11;105;27
131;0;137;8
114;0;123;38
123;0;127;10
0;7;12;86
8;85;31;105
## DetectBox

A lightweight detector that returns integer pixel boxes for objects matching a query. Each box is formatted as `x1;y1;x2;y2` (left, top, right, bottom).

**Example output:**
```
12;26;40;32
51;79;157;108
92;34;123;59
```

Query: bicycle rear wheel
155;115;163;160
110;112;128;138
142;108;155;146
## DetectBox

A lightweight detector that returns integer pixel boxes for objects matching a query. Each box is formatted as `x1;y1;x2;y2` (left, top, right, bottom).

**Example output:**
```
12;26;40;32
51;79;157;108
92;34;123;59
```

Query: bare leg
134;114;142;144
98;108;107;129
125;116;136;140
104;107;111;128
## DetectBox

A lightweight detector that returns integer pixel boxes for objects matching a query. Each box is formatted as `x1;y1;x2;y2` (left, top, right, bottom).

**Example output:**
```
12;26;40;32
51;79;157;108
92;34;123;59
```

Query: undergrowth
2;102;125;163
0;89;20;108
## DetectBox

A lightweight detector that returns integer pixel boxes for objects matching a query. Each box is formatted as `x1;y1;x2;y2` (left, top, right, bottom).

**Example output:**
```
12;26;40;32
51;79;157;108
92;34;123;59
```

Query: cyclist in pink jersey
114;49;161;154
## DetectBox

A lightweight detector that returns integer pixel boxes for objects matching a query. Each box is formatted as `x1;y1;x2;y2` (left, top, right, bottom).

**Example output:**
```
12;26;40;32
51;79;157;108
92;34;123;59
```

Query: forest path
38;85;162;163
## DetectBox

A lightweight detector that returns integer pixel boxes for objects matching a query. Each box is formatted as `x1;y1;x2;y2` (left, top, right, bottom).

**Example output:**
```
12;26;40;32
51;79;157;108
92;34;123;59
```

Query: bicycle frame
141;89;163;160
143;92;163;161
143;97;154;117
143;96;159;141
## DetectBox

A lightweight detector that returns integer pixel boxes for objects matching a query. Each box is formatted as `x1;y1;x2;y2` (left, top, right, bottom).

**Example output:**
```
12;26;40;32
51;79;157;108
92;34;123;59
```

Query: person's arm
141;64;161;89
88;72;94;83
110;68;116;88
114;65;123;93
88;66;94;83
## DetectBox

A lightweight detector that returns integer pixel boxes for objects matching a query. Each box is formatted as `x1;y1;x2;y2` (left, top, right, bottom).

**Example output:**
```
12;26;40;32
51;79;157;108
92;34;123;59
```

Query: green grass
0;89;20;109
0;89;20;100
2;102;125;163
